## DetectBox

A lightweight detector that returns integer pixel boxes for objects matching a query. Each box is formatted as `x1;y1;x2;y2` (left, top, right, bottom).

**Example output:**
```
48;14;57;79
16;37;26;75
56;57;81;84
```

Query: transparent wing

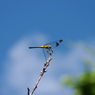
43;48;51;61
45;39;63;49
42;39;63;61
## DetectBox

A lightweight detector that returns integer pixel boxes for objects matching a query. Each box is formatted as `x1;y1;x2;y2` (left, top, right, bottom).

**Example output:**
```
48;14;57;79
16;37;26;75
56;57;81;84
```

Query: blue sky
0;0;95;95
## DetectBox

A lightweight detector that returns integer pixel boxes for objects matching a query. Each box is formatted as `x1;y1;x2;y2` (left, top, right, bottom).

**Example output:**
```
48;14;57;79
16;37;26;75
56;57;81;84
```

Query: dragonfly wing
56;42;59;46
43;48;47;61
42;48;50;61
46;39;63;49
55;40;63;46
59;39;63;42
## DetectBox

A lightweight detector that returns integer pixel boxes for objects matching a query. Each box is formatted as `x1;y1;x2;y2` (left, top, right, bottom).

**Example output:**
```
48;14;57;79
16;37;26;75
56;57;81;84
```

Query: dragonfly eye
48;45;52;48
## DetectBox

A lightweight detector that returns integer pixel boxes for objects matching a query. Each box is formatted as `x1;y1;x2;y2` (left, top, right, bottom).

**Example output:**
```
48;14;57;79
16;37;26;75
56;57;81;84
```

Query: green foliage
76;72;95;95
64;72;95;95
63;42;95;95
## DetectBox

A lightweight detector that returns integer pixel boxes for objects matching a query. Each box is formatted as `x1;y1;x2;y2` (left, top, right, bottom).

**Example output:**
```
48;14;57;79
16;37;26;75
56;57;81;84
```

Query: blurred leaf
62;41;95;95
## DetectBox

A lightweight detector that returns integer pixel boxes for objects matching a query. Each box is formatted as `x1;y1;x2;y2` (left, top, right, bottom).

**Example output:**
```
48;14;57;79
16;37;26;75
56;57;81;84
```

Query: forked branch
27;49;53;95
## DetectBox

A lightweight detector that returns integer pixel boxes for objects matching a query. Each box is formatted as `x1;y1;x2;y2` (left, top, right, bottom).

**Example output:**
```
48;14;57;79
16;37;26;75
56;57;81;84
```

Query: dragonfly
29;39;63;60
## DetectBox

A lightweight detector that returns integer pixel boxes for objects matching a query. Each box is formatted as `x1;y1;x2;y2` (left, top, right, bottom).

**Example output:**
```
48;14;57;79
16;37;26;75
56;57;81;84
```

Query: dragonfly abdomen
29;46;43;49
29;45;51;49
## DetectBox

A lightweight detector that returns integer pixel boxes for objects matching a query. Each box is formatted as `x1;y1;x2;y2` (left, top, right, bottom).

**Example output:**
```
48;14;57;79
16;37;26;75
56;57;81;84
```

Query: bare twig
27;49;53;95
27;87;30;95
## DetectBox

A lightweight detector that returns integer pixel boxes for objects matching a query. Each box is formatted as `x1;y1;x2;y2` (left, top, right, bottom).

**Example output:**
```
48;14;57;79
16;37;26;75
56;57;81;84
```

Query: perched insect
29;39;63;60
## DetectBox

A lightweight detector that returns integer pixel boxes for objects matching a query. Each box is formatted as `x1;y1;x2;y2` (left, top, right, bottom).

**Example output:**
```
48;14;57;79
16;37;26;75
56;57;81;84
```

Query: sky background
0;0;95;95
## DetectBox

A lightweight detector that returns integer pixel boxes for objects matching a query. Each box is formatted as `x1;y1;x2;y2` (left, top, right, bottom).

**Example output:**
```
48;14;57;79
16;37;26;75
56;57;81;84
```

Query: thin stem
27;49;53;95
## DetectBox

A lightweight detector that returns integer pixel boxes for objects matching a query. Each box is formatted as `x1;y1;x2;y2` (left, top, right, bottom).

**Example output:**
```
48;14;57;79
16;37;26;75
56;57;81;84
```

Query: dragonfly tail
29;46;43;49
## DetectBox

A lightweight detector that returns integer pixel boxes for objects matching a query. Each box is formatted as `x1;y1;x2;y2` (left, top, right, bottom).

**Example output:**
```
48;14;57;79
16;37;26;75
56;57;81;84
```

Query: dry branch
27;49;53;95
